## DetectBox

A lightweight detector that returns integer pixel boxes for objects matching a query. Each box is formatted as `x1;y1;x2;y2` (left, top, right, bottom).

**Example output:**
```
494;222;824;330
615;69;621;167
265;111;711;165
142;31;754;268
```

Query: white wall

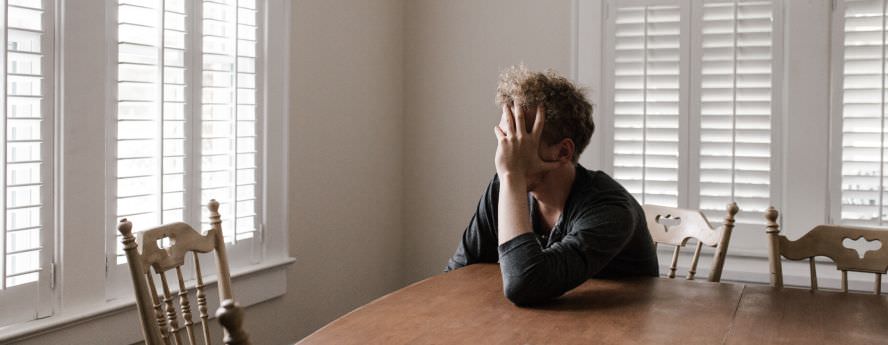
247;0;406;342
401;0;576;283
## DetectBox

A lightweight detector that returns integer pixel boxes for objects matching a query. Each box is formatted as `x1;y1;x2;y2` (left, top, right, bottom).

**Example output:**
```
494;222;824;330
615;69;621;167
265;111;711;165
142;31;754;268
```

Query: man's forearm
497;173;532;245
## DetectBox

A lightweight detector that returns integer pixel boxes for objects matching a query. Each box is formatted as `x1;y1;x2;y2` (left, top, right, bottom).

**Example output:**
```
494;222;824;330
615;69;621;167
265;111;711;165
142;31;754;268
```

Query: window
0;0;289;336
109;0;263;296
603;0;781;228
834;0;888;226
0;0;55;326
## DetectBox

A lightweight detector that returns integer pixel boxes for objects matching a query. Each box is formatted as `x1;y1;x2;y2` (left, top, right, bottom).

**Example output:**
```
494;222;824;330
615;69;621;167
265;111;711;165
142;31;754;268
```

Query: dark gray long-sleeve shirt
446;165;659;306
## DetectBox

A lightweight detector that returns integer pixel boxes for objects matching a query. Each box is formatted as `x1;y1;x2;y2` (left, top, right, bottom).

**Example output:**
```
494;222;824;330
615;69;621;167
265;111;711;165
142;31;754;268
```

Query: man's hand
494;104;560;180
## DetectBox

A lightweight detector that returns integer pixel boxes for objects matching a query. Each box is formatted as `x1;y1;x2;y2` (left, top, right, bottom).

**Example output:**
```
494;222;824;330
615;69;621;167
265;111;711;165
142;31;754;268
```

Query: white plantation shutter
838;0;884;226
837;0;888;226
696;0;775;226
606;0;780;231
609;1;687;208
114;0;189;261
0;0;55;324
200;0;259;243
112;0;262;269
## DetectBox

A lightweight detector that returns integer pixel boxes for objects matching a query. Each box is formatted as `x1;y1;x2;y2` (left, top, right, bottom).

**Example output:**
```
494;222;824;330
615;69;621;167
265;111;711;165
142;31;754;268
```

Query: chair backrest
118;199;251;345
765;207;888;294
643;202;739;282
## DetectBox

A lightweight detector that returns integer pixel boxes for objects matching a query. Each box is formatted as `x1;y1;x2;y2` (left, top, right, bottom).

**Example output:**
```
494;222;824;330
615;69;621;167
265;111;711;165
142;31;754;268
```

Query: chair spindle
194;255;212;345
686;241;703;280
809;258;817;291
669;245;681;279
841;270;848;293
146;271;172;345
159;270;184;345
876;274;882;295
176;266;198;345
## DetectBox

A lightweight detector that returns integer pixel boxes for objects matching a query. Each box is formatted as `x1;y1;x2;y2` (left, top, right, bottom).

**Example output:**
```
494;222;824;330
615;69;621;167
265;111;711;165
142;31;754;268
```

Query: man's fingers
494;125;506;140
502;104;516;135
532;105;546;138
513;104;526;138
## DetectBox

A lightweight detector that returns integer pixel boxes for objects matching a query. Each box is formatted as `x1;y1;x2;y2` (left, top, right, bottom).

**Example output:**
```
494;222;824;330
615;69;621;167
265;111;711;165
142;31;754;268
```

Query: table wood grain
725;285;888;345
297;264;744;345
296;264;888;344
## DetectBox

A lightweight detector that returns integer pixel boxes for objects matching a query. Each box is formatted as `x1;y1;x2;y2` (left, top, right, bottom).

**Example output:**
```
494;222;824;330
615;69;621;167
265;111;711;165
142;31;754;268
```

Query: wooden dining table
296;264;888;345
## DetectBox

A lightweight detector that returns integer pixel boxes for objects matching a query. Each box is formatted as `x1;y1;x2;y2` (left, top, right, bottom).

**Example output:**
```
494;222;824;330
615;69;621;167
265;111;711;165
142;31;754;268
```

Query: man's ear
558;138;575;163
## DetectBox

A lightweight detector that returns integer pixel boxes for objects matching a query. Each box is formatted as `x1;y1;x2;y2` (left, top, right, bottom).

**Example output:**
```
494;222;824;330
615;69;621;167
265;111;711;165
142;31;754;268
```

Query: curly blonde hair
495;65;594;163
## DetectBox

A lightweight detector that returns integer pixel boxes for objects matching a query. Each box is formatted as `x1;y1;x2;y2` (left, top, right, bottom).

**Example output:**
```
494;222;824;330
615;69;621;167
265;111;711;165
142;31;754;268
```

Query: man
445;65;659;306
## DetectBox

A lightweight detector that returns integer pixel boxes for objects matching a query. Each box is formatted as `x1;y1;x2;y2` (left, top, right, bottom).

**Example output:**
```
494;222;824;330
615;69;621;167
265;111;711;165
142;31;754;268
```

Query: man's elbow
502;276;550;307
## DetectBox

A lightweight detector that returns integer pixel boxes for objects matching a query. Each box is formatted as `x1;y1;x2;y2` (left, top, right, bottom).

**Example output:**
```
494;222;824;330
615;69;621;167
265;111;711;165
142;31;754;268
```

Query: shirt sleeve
445;175;501;272
497;203;637;306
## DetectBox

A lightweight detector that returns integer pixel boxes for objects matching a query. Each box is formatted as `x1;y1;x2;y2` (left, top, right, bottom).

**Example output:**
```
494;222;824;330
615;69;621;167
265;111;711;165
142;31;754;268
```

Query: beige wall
244;0;407;343
401;0;576;283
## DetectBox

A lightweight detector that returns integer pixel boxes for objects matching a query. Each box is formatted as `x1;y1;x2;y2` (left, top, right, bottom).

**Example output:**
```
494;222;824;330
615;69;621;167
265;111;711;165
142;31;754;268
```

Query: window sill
0;256;296;344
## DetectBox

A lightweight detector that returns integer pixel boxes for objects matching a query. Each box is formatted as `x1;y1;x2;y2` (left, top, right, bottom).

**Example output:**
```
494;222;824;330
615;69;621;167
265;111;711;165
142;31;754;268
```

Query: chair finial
118;218;133;237
726;202;739;217
765;207;779;232
765;206;778;223
209;199;220;213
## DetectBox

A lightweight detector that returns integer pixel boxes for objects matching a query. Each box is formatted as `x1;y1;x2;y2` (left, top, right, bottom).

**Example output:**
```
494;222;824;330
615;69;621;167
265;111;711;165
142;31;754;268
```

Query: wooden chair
118;199;252;345
643;202;739;282
765;207;888;294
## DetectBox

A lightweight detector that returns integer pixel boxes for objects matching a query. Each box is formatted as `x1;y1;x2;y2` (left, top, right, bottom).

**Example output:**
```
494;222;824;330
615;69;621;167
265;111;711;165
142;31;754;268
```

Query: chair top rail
136;222;219;273
776;224;888;274
644;204;729;247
